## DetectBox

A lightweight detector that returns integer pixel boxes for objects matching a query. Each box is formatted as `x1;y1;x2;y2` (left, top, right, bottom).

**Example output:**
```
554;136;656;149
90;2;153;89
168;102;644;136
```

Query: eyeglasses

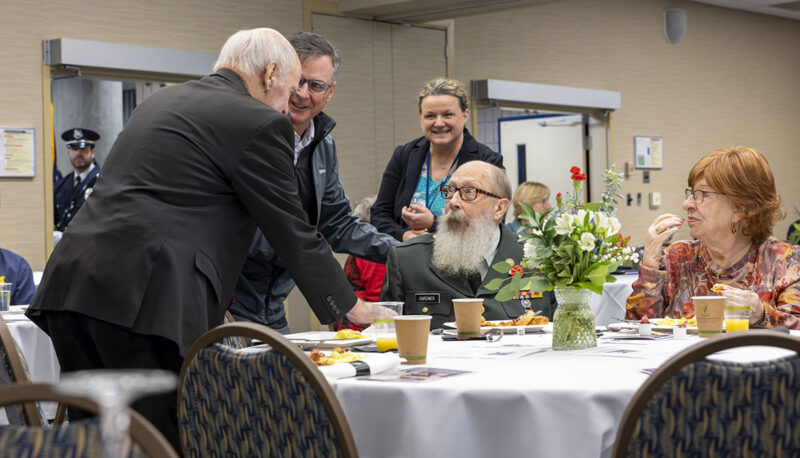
439;184;502;201
684;188;723;204
297;77;333;95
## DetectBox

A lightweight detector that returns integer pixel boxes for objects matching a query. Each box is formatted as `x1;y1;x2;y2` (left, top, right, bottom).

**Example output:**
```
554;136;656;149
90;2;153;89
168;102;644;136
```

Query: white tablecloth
590;274;638;325
1;313;61;422
331;331;797;458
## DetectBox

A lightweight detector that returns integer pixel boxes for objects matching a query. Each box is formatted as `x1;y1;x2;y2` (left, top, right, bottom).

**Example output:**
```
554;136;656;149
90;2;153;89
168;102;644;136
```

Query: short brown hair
512;182;550;218
418;77;469;113
688;145;785;240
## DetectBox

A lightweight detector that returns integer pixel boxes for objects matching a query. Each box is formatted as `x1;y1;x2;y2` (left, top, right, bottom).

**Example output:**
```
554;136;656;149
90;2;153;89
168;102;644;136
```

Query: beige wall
0;0;301;270
454;0;800;245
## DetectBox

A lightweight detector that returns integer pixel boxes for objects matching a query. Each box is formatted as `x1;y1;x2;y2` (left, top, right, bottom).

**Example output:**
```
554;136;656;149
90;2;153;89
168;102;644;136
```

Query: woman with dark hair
371;77;503;242
626;145;800;328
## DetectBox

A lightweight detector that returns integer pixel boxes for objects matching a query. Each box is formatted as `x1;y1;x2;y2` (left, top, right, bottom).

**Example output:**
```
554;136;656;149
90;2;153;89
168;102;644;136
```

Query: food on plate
640;315;650;324
483;311;549;327
307;348;365;366
710;283;726;293
334;329;365;339
654;315;697;327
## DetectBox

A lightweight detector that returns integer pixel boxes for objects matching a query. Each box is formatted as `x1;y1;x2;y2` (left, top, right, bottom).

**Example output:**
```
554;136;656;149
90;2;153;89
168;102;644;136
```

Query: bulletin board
634;135;663;169
0;127;36;177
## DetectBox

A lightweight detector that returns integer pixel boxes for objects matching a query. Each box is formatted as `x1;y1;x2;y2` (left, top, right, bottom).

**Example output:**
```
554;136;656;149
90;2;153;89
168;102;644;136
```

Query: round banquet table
330;330;798;458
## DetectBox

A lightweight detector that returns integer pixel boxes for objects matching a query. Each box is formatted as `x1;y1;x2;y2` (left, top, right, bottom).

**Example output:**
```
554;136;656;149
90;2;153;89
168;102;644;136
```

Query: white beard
431;211;498;277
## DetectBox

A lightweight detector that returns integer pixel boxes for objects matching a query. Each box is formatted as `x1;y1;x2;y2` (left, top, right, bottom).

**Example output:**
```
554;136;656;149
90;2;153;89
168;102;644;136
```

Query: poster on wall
634;136;663;170
0;127;35;177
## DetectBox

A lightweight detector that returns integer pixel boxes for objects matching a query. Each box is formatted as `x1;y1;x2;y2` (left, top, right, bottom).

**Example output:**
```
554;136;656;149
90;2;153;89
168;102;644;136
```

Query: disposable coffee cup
692;296;725;338
373;302;403;351
0;283;11;312
452;298;484;339
394;315;432;365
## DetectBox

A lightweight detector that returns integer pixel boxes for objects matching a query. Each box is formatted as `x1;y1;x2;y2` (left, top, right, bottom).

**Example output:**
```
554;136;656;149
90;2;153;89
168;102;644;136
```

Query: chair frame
0;316;43;426
0;382;179;458
612;330;800;458
178;322;358;458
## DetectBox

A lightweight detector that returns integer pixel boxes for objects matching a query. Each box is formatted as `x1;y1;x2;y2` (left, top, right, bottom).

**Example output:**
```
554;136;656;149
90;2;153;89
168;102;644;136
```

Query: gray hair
455;161;511;200
213;28;297;79
288;32;341;78
352;195;376;223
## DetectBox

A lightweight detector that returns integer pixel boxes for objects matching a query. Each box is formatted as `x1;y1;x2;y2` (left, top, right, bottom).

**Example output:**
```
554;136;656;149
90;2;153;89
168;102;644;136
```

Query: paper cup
692;296;725;338
394;316;432;365
638;323;652;337
673;327;687;339
452;298;484;339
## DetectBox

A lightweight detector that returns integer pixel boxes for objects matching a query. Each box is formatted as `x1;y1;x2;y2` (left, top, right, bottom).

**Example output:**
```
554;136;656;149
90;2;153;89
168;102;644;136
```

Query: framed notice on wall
1;127;35;177
634;136;663;170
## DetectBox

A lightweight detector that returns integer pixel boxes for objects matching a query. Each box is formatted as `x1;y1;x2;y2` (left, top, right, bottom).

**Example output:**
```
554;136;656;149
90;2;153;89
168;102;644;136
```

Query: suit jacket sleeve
232;116;357;323
379;246;404;302
371;144;408;241
316;137;398;263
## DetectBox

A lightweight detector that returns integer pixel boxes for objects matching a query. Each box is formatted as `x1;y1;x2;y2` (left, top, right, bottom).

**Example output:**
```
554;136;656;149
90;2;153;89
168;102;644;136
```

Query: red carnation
571;173;587;181
556;192;562;199
570;166;581;174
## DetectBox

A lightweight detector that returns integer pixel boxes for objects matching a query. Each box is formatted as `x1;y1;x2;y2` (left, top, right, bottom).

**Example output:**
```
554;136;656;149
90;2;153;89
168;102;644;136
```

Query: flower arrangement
487;166;638;300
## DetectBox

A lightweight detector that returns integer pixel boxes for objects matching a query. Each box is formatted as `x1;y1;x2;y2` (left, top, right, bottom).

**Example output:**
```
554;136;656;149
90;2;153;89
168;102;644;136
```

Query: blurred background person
507;181;551;235
53;128;100;237
371;77;502;242
335;195;388;331
0;247;36;305
231;32;396;333
626;145;800;329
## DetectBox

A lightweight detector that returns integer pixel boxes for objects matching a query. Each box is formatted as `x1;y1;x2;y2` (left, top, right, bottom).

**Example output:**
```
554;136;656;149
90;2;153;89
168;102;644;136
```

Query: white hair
213;28;297;79
431;211;497;276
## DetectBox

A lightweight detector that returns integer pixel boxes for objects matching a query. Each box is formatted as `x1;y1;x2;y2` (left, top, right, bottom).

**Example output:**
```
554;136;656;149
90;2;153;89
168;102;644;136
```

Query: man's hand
345;298;373;326
401;204;434;231
402;229;428;242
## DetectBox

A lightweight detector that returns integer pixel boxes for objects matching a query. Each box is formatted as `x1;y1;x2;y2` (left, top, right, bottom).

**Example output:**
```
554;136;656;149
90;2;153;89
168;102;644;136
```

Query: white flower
554;214;573;235
596;212;609;232
576;209;589;225
579;232;596;251
524;242;537;259
607;217;621;236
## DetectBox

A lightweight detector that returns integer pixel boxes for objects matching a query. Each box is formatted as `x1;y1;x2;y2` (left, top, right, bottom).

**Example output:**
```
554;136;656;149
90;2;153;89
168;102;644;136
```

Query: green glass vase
552;287;597;350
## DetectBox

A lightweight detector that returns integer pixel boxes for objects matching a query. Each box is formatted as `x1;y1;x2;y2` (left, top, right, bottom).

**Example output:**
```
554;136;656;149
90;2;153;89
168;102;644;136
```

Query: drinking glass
55;369;177;457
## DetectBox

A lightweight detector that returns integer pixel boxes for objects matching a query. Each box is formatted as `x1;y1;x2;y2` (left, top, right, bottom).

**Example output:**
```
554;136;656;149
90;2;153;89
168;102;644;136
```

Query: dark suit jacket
53;165;100;231
370;130;503;241
28;69;357;355
380;224;556;329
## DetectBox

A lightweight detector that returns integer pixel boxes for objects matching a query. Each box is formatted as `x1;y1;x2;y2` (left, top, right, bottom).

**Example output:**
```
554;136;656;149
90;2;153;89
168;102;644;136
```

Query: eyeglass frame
296;77;333;95
439;184;503;201
684;188;723;204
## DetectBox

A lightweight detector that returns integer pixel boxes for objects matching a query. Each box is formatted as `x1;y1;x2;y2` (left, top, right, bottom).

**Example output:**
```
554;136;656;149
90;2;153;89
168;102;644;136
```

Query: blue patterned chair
613;331;800;457
220;310;247;349
0;382;178;457
178;322;358;458
0;316;49;427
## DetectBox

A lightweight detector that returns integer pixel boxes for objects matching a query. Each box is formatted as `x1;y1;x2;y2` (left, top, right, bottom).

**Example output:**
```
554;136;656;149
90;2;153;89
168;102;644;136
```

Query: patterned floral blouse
626;238;800;329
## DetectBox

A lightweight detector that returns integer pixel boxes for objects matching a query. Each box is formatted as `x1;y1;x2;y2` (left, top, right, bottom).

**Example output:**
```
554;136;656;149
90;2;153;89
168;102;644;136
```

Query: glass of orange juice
724;304;749;333
373;301;404;351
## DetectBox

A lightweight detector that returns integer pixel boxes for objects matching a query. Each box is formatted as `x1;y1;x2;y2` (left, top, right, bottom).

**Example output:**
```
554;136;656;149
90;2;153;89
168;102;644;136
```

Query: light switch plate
649;191;661;209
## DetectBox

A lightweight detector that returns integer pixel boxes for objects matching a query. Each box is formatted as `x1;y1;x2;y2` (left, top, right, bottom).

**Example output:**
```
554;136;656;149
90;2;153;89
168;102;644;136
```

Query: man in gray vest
231;32;397;331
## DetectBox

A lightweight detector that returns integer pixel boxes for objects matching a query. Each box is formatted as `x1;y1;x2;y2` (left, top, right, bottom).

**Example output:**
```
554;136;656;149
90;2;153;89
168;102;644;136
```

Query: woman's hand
402;228;428;242
401;204;434;231
642;214;684;269
719;286;764;325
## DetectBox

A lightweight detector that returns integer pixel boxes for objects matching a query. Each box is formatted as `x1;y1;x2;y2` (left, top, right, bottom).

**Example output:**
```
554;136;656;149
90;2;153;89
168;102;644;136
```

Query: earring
731;222;737;235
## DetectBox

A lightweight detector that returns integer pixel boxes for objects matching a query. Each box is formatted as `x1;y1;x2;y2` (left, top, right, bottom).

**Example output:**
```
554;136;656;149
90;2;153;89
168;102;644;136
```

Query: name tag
414;293;440;303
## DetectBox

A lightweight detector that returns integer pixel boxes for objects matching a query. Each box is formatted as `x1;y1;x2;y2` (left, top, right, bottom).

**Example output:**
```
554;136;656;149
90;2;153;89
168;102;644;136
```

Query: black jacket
371;129;503;241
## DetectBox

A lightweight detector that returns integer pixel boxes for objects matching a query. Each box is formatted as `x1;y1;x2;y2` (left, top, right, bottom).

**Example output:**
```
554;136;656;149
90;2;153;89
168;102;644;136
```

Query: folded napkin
318;353;402;381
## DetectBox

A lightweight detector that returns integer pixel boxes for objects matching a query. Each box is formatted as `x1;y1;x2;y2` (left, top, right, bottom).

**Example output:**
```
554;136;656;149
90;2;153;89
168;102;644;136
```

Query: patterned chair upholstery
0;383;178;458
220;311;247;349
178;322;357;458
0;316;48;427
614;331;800;457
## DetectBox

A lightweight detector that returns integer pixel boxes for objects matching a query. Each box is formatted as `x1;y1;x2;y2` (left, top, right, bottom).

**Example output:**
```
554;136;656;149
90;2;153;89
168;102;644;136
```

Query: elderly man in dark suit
380;161;556;330
27;28;372;451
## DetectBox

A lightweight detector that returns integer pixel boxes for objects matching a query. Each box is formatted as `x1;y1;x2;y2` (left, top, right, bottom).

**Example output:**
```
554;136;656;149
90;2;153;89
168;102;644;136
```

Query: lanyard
425;149;460;209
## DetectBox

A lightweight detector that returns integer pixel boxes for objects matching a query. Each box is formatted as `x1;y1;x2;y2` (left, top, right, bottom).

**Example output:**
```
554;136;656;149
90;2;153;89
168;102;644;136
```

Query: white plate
284;331;375;349
1;312;30;322
607;322;699;334
6;305;27;313
443;321;547;334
